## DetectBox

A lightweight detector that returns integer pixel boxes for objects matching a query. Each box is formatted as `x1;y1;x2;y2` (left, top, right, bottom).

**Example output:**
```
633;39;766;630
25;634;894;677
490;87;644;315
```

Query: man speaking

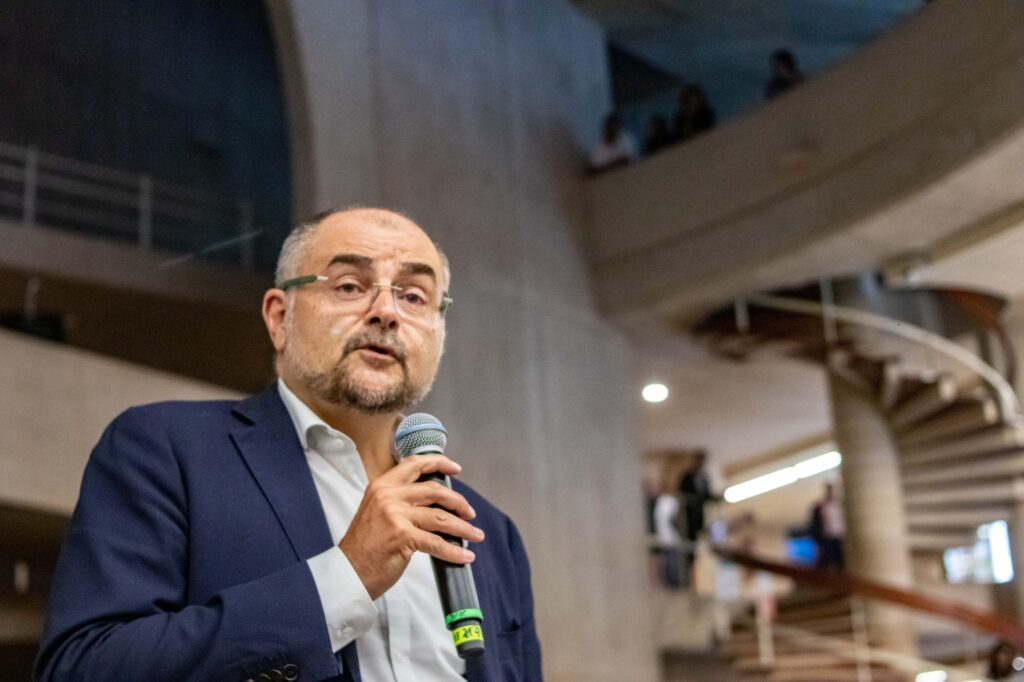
35;208;542;681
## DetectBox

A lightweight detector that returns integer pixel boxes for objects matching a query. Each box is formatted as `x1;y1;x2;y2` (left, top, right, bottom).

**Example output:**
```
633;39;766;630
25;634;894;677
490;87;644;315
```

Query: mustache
342;329;409;364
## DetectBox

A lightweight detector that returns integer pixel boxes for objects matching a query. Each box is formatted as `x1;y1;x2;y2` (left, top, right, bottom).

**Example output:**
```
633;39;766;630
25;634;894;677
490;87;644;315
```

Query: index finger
385;454;462;484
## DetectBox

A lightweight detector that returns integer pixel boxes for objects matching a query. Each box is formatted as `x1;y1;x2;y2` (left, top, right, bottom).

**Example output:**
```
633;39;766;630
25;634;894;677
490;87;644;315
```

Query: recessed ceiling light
642;383;669;403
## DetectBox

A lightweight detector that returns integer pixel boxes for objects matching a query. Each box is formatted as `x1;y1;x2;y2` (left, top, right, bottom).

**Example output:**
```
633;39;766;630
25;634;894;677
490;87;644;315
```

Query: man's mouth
356;343;402;362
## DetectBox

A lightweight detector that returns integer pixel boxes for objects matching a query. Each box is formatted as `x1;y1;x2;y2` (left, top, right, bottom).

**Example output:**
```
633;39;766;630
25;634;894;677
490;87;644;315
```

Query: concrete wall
0;328;239;514
272;2;658;680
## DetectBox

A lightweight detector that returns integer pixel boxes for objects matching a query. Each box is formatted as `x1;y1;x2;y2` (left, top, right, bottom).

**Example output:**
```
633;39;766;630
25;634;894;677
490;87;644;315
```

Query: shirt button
342;625;353;637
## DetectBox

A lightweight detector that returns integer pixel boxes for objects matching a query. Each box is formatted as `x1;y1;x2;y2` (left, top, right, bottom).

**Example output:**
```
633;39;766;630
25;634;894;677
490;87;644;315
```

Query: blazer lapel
229;387;334;561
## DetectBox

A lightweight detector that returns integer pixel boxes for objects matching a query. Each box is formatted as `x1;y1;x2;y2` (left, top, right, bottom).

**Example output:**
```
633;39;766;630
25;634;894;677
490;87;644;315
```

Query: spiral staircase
691;273;1024;682
696;274;1022;558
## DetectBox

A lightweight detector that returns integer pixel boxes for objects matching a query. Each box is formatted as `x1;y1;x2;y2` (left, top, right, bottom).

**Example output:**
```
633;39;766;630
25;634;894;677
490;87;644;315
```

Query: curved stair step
908;530;978;551
905;479;1019;508
906;506;1010;530
762;668;908;682
733;653;861;672
888;376;958;428
900;424;1024;466
901;447;1022;473
894;397;999;445
902;451;1024;486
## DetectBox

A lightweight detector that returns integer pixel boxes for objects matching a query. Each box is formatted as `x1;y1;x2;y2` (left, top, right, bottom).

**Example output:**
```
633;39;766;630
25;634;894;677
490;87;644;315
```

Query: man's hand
339;454;484;600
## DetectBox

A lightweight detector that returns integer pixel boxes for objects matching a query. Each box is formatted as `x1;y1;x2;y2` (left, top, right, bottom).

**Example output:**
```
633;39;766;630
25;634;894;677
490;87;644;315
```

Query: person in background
642;114;673;157
672;84;716;142
809;482;846;570
763;48;804;100
652;481;683;589
677;450;719;587
589;112;637;172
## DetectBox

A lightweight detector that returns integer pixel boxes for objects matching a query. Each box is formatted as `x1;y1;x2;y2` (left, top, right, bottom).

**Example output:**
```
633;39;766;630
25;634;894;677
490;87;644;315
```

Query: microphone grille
395;413;447;458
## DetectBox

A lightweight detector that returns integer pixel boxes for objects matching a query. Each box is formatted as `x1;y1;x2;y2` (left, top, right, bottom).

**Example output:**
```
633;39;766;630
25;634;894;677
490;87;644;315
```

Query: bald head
274;207;450;293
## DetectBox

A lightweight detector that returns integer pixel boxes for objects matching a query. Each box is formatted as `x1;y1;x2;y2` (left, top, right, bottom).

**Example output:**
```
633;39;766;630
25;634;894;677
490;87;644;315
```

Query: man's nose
366;284;401;329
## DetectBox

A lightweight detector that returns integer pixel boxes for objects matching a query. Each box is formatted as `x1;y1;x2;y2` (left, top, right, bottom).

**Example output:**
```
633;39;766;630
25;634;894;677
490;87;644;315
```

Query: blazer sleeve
34;408;341;682
507;516;543;681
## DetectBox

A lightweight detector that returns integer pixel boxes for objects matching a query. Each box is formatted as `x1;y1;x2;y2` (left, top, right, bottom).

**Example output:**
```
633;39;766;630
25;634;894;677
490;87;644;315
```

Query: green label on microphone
444;608;483;626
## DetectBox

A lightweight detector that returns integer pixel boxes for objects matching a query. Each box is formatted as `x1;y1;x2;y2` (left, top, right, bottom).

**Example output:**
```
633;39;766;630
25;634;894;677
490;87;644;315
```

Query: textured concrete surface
269;1;656;679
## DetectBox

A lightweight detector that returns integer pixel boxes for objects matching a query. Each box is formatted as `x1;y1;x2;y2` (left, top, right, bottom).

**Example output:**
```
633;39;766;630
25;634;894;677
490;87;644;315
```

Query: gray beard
302;359;424;415
288;330;428;415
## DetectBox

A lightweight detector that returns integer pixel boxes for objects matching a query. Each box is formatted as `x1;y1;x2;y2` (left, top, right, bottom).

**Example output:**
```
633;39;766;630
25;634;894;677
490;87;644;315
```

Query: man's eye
402;291;427;305
335;282;363;295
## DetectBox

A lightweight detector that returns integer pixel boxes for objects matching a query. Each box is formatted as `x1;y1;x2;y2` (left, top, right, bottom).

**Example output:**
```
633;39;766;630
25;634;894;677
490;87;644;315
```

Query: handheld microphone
394;414;485;659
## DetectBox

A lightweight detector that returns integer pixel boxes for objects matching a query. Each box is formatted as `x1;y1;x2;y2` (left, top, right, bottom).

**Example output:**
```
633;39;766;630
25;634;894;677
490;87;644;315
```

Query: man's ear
262;289;288;352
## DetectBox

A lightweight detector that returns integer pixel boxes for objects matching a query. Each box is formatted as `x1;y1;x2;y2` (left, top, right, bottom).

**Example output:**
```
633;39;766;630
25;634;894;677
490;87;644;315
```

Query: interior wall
0;329;240;513
268;1;655;680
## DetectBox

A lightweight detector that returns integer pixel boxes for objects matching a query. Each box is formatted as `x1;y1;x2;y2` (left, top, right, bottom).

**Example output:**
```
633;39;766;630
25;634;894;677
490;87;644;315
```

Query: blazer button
282;663;300;681
267;670;283;682
255;674;272;682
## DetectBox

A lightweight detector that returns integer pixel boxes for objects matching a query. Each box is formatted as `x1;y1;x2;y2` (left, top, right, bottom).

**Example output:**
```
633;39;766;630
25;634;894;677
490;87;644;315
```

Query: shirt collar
277;378;407;464
277;378;356;453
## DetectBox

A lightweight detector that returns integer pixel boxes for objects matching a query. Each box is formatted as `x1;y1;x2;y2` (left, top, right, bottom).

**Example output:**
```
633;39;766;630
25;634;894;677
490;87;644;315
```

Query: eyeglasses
279;273;453;322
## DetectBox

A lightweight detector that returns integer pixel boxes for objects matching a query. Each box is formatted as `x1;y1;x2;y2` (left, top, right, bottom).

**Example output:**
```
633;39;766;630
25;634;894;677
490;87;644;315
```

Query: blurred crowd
590;48;804;173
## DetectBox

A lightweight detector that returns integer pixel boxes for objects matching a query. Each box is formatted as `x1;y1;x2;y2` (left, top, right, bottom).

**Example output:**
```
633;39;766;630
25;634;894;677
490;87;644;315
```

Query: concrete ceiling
628;313;831;468
575;0;922;118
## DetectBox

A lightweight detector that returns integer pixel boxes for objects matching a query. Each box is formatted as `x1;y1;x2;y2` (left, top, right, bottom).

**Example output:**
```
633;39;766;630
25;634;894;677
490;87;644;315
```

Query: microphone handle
419;468;485;658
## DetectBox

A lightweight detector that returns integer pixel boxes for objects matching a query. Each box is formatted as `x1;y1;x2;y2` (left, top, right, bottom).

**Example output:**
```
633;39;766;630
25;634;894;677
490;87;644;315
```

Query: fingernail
468;504;477;518
475;528;485;541
463;549;476;562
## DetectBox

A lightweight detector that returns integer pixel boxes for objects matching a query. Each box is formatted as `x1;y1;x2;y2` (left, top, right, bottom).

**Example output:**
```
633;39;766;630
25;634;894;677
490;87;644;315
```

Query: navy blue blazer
35;387;542;681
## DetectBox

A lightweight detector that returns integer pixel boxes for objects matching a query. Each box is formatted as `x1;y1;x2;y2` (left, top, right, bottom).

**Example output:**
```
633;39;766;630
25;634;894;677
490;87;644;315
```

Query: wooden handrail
712;544;1024;649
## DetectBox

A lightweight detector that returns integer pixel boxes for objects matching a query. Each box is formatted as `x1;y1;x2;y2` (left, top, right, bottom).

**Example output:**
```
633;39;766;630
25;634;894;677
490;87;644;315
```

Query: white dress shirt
653;494;680;547
279;380;466;681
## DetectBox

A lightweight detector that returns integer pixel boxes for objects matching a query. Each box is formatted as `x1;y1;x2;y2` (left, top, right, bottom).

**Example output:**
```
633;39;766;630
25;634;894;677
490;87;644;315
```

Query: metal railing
714;545;1024;682
737;292;1021;421
733;603;995;682
0;140;260;271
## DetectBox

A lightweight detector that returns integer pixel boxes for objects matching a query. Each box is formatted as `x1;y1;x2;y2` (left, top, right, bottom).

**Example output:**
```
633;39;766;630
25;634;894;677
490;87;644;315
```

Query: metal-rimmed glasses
279;273;453;322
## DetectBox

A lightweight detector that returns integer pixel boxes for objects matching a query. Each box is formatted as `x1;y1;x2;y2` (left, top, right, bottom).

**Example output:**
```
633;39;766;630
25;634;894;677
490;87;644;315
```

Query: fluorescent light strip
724;451;842;503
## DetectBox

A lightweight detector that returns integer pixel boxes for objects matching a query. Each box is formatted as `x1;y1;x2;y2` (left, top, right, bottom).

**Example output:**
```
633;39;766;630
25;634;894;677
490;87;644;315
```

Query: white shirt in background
653;494;681;547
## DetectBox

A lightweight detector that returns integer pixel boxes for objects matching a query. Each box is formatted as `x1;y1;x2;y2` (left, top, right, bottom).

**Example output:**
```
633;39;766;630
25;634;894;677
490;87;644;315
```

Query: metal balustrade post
755;612;774;667
138;174;153;251
239;200;255;272
22;147;39;226
850;596;873;682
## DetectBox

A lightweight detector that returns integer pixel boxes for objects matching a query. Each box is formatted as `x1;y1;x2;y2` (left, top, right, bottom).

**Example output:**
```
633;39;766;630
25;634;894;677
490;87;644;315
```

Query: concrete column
828;368;918;656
